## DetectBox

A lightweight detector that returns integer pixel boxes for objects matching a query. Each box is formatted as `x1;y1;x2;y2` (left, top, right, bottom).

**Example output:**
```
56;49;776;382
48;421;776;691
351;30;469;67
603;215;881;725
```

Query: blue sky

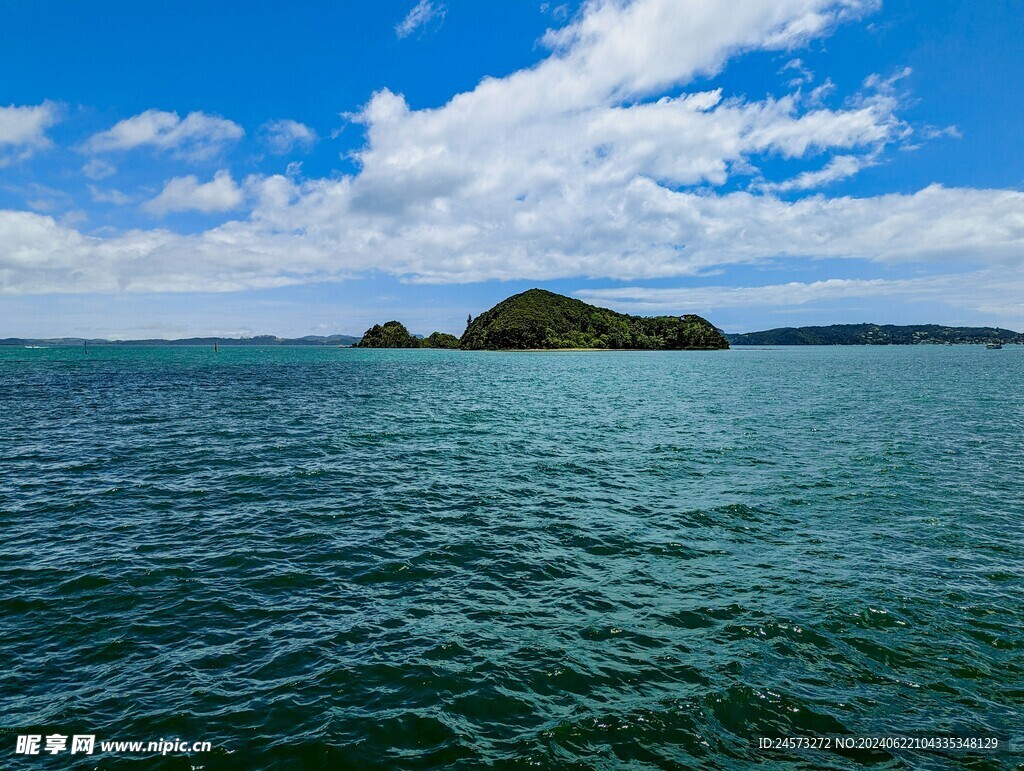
1;0;1022;337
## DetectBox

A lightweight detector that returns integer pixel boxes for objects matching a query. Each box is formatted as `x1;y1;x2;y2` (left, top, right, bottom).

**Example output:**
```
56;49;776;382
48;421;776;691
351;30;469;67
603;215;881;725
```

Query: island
355;290;727;350
356;321;461;349
422;332;461;349
356;290;727;350
727;324;1023;346
459;289;729;350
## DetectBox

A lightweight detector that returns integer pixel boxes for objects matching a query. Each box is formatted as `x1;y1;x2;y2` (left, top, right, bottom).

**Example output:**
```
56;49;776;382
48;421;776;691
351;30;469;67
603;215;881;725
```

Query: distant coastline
0;334;361;348
726;323;1022;346
5;319;1021;350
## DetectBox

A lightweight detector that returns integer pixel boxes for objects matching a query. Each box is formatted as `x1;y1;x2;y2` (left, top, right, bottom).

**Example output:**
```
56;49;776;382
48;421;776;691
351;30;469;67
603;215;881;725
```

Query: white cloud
1;0;1022;310
0;209;301;294
4;183;1023;297
89;185;135;206
261;119;317;154
761;153;870;191
537;0;877;103
0;102;61;166
574;271;1024;324
60;210;89;229
920;124;962;141
82;158;117;180
143;171;245;216
396;0;446;39
85;109;244;161
541;4;572;22
781;58;814;87
577;277;948;311
3;182;72;213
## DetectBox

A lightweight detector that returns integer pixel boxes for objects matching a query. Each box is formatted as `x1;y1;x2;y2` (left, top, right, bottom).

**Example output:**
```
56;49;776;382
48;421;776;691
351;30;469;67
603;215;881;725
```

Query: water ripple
1;345;1022;768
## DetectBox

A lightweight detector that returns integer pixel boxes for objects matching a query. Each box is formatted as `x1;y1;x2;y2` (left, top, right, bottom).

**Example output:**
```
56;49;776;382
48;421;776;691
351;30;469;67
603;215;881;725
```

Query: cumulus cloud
0;102;61;166
4;183;1023;296
0;209;304;294
261;119;317;154
143;171;245;216
536;0;877;102
85;109;243;161
1;0;1022;308
396;0;446;39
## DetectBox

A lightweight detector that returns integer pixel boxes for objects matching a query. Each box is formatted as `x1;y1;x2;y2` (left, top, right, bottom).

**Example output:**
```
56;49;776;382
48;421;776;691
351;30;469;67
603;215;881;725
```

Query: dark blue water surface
1;345;1022;769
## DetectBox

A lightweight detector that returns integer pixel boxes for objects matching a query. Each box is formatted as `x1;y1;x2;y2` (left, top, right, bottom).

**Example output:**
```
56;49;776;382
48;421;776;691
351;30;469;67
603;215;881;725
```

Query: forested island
727;324;1022;346
462;289;728;349
358;289;729;350
356;321;460;349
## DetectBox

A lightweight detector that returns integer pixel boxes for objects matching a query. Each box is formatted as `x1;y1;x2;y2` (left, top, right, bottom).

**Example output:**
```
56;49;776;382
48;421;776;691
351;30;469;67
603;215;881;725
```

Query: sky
1;0;1023;338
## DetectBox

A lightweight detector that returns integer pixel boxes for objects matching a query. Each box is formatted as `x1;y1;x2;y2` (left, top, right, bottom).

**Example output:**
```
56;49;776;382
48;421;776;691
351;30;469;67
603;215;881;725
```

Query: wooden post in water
214;341;218;353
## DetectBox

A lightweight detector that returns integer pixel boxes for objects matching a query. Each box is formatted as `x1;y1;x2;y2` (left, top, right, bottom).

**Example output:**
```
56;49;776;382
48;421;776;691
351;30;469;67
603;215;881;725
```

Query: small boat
986;342;1003;350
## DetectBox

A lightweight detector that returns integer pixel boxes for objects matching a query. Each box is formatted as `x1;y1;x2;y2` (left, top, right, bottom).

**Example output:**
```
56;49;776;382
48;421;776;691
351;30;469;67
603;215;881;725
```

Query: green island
356;321;461;349
727;323;1023;346
357;289;729;350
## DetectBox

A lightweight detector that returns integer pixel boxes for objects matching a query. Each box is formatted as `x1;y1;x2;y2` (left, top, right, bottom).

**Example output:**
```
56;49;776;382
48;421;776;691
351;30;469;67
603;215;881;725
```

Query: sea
1;345;1021;769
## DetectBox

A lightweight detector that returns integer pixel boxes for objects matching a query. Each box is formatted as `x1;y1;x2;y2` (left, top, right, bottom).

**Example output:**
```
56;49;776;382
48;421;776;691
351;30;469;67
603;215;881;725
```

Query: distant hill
727;324;1023;346
0;334;361;347
460;289;729;350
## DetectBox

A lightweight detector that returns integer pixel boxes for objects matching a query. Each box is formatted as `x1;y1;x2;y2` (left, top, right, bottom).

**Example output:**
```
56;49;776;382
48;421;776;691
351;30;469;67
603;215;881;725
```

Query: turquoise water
1;345;1022;769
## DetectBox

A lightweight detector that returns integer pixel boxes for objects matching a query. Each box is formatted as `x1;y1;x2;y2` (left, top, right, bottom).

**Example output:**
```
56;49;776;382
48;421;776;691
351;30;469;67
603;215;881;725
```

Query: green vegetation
356;321;423;348
459;289;729;350
423;332;461;349
356;322;462;349
727;324;1023;346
